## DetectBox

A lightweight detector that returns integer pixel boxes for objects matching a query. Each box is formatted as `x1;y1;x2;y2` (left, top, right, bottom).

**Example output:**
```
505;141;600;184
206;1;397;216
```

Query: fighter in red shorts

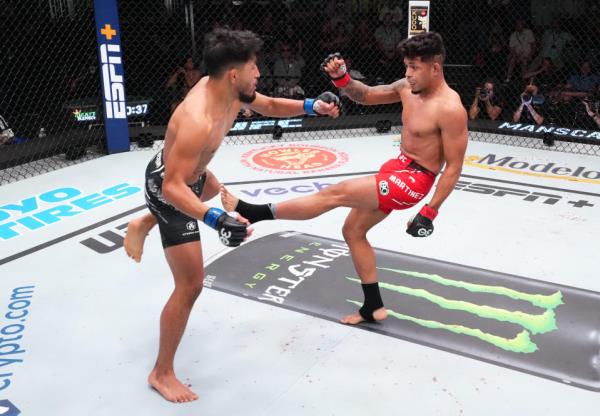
220;32;468;324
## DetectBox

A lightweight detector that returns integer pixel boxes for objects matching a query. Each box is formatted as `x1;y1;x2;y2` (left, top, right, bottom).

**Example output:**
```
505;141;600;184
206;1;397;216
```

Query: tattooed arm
340;78;405;105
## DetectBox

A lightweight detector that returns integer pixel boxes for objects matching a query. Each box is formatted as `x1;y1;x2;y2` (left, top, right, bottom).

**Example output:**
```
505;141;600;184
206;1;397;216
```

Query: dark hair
398;32;446;63
203;29;263;76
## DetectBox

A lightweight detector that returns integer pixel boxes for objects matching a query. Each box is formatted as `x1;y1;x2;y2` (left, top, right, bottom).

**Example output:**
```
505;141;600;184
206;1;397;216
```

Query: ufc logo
219;228;232;246
100;44;126;119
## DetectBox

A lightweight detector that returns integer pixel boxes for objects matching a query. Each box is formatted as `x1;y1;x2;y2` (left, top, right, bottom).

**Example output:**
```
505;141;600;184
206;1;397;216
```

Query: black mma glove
203;208;247;247
320;52;351;88
304;91;341;116
406;205;438;238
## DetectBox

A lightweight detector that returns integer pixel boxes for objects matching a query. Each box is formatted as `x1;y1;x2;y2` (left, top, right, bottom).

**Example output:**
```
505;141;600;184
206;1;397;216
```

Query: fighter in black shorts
123;29;340;403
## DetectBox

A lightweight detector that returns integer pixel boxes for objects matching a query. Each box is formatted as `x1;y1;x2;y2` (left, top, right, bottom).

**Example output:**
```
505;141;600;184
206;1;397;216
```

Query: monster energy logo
347;267;564;353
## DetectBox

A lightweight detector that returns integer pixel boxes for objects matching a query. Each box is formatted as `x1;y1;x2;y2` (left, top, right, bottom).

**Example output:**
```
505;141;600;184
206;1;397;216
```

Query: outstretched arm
247;92;340;118
322;53;404;105
340;78;405;105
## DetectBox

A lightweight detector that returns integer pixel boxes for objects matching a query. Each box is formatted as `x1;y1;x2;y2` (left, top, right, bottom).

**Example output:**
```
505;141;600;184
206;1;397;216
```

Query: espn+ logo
99;44;125;119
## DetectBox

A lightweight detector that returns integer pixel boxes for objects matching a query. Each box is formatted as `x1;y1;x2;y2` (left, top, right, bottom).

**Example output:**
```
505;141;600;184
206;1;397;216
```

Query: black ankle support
358;282;384;322
235;199;275;223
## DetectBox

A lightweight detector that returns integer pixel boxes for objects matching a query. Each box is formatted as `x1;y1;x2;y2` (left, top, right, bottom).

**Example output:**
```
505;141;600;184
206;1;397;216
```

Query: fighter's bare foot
148;370;198;403
124;217;152;262
341;307;388;325
219;185;239;212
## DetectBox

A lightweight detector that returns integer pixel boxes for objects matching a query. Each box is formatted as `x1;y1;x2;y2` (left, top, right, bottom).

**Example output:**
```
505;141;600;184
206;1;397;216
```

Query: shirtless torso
163;77;242;185
398;81;465;174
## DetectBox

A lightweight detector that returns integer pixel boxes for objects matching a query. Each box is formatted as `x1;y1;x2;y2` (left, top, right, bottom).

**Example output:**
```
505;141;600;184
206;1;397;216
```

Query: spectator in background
353;16;375;71
559;61;600;101
469;80;504;121
536;18;574;71
67;56;100;99
273;42;305;98
0;114;15;145
522;57;561;93
165;56;202;113
256;50;273;94
582;90;600;128
320;22;351;54
476;18;508;80
279;21;303;58
378;1;403;26
513;83;545;125
374;12;403;81
505;19;536;83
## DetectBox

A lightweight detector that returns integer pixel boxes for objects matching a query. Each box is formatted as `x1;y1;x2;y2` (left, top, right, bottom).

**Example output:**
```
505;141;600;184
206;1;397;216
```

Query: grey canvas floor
1;133;599;415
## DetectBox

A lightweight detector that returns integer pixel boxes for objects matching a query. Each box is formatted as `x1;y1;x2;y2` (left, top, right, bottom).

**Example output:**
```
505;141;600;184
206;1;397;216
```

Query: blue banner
93;0;129;153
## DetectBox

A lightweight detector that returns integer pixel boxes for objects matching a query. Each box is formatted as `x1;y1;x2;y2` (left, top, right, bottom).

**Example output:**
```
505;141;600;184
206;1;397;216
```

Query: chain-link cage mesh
0;0;109;185
2;0;600;185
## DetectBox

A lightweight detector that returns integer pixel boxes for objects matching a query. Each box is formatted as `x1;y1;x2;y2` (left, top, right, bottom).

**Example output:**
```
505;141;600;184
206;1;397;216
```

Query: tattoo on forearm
341;79;368;103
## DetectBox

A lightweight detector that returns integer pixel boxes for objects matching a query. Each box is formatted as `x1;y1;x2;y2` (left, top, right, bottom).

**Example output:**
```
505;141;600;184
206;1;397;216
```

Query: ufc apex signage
94;0;130;153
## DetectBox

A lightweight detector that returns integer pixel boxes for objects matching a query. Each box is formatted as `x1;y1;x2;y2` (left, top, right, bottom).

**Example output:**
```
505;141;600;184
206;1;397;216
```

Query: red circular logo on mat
241;144;349;174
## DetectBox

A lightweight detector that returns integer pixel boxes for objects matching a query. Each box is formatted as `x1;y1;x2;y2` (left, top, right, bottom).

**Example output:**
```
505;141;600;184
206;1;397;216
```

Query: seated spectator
583;98;600;128
320;22;351;54
558;61;600;101
256;51;274;94
476;19;508;80
378;1;403;26
505;19;536;83
279;21;303;58
522;57;562;93
469;80;504;121
353;16;375;71
536;18;574;71
581;84;600;128
273;43;305;98
165;56;202;113
513;83;545;125
374;12;403;81
0;114;15;146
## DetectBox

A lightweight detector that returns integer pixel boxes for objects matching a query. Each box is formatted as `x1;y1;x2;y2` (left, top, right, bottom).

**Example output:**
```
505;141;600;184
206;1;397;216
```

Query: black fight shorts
144;151;206;248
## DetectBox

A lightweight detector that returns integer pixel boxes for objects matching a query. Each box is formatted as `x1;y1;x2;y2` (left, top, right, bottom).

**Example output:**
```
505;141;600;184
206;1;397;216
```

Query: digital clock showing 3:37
126;103;149;116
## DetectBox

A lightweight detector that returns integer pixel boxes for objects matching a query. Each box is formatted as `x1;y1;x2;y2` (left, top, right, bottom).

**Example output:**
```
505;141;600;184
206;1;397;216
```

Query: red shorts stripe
375;154;436;214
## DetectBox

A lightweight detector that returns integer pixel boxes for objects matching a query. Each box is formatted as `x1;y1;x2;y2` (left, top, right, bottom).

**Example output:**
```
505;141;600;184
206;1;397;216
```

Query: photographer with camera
513;83;545;125
469;80;504;121
0;114;15;146
582;85;600;128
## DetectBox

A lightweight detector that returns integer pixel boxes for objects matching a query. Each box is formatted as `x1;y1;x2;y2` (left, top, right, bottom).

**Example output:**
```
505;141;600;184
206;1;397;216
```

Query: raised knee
342;221;365;242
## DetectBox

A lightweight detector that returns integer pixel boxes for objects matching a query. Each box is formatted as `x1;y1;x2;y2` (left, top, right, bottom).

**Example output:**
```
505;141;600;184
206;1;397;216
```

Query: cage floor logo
241;144;349;174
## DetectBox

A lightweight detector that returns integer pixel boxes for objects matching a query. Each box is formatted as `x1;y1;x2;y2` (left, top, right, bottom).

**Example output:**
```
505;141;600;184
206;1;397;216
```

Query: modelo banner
205;231;600;391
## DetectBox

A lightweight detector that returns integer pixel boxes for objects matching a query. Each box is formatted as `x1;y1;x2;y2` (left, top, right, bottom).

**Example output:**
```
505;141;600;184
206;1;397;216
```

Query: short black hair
398;32;446;63
203;29;263;77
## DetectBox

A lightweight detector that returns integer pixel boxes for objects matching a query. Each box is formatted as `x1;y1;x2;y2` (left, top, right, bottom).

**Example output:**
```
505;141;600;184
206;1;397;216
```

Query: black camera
479;87;489;100
522;93;532;102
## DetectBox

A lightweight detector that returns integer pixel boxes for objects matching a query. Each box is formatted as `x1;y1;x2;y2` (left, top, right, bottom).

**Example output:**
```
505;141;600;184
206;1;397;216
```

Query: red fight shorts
375;154;437;214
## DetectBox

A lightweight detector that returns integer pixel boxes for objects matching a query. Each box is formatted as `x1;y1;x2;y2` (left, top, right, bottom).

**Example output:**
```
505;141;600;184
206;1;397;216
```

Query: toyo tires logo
241;144;349;174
